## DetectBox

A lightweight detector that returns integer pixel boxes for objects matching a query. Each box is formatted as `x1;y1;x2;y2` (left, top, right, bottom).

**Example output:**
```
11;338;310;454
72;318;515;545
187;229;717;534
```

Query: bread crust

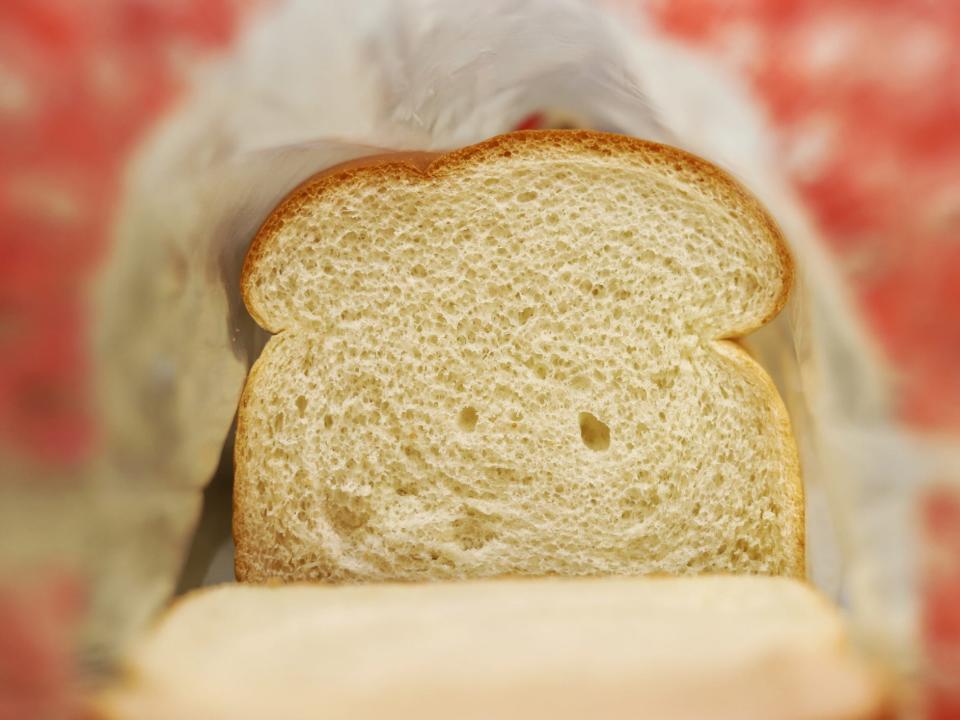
235;130;801;581
232;343;261;581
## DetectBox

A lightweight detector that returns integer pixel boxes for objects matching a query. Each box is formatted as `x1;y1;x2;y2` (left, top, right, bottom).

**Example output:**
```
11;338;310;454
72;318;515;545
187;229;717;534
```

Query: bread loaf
101;576;882;720
234;130;803;582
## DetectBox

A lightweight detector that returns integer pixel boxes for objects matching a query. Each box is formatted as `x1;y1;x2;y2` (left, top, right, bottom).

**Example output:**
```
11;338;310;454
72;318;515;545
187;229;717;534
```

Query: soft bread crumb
234;130;803;582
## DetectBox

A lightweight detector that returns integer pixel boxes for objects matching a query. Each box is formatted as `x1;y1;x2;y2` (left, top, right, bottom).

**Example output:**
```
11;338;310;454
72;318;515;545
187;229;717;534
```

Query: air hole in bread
578;412;610;452
295;395;307;417
654;365;681;389
452;507;497;550
323;414;334;429
325;491;369;534
395;481;418;497
458;406;479;432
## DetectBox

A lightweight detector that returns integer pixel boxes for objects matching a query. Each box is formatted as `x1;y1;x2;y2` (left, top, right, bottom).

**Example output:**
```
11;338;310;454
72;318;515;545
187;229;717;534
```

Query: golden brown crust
232;339;272;582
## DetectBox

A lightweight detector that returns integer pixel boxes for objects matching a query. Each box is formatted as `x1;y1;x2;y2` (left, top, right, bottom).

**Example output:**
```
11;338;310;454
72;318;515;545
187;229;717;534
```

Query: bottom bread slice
101;576;883;720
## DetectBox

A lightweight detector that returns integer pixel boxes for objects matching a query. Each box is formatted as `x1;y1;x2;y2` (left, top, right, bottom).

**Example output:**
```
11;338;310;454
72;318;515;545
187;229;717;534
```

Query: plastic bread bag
4;0;955;711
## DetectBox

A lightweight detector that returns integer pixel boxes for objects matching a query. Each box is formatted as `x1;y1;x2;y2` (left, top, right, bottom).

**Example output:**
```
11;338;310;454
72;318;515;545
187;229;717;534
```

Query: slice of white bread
235;130;803;582
101;576;883;720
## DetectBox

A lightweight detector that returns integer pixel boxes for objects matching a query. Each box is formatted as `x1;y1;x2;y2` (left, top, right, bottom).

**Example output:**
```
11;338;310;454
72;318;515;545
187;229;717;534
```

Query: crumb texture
235;131;802;582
